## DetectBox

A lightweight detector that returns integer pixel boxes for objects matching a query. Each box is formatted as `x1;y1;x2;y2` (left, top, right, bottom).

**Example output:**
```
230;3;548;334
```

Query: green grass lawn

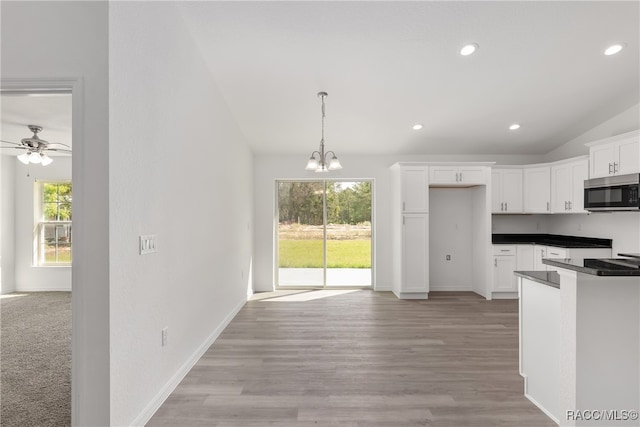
279;239;371;268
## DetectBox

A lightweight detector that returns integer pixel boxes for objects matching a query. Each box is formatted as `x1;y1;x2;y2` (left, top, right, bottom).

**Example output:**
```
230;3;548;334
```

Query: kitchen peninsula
516;258;640;426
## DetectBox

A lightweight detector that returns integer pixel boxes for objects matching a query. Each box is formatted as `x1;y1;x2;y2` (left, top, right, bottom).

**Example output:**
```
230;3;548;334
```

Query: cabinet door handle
500;202;504;211
614;162;618;173
500;249;510;252
403;202;405;211
403;216;405;225
494;259;497;267
505;202;508;211
564;201;568;211
547;202;550;211
460;172;463;182
609;163;613;174
568;201;572;210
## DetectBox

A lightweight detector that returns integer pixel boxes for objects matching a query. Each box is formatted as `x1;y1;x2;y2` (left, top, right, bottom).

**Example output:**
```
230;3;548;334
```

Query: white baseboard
130;297;247;427
15;286;71;292
374;284;392;291
491;291;518;299
525;392;560;425
429;285;473;291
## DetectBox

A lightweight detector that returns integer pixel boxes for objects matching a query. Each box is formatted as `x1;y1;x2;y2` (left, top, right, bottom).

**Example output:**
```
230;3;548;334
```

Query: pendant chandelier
305;91;342;173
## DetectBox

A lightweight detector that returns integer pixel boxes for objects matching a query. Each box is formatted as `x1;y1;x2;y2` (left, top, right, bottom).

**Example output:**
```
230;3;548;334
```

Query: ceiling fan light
17;152;30;164
41;154;53;166
306;157;319;171
29;152;42;164
328;156;342;170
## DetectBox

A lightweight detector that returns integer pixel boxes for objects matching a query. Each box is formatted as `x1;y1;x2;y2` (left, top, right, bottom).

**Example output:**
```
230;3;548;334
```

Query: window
36;182;72;266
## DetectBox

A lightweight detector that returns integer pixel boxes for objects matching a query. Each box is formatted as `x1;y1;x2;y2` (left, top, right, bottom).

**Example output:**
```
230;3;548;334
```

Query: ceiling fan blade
47;148;72;153
0;145;28;150
0;139;22;146
48;141;71;148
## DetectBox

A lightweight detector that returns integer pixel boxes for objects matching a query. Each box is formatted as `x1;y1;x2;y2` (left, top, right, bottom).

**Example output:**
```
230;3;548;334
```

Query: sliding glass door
276;180;372;288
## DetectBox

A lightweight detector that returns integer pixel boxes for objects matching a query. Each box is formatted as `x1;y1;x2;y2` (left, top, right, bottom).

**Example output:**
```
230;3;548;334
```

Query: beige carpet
1;292;71;427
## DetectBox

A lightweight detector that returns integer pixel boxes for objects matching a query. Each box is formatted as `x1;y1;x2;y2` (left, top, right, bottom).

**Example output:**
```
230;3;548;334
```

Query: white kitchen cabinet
400;165;429;212
523;166;551;213
430;165;486;186
534;246;567;271
492;168;523;213
551;157;588;214
391;163;429;299
516;245;535;270
492;245;517;292
397;213;429;296
533;245;611;271
587;130;640;179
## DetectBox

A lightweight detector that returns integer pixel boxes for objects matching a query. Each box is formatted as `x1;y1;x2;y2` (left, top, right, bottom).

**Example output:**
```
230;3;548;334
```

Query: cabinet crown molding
584;129;640;148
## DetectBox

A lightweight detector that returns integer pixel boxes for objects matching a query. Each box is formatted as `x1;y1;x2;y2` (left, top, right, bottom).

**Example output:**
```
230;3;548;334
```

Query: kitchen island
516;258;640;426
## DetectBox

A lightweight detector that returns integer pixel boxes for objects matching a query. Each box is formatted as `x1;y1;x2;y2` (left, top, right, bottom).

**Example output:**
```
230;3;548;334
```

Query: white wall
429;188;473;291
14;158;72;291
1;156;16;294
545;103;640;162
109;3;253;425
492;214;549;234
254;153;541;292
1;2;110;425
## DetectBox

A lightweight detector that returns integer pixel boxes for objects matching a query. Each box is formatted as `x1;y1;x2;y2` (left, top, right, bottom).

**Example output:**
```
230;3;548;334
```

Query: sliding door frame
274;178;375;290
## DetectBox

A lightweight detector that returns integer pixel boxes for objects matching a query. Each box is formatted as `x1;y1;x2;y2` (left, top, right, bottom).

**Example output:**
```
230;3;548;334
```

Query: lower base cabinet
393;213;429;299
493;245;517;294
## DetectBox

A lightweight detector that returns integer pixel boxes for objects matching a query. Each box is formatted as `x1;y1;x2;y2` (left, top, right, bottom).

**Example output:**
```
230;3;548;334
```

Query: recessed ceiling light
509;124;521;131
412;124;423;130
460;43;479;56
604;43;626;56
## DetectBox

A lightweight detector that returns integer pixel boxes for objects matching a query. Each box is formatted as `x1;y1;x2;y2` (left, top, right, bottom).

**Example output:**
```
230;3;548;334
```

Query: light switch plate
139;235;157;255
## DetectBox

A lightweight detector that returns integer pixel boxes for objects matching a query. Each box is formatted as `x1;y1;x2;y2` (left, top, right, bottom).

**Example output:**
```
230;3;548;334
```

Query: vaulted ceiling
1;2;637;159
179;1;639;156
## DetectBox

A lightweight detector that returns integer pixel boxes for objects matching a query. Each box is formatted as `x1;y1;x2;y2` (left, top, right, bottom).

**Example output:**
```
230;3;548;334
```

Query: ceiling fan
0;125;71;166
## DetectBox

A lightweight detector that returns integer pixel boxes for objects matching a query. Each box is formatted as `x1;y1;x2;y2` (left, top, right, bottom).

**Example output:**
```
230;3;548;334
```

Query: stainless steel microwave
584;173;640;211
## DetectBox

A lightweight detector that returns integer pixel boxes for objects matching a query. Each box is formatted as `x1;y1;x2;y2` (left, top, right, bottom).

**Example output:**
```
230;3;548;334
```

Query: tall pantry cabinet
391;164;429;299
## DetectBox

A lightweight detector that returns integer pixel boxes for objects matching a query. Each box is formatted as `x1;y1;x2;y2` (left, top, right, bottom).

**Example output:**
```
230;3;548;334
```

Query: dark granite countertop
515;271;561;288
492;233;612;249
618;253;640;259
543;258;640;276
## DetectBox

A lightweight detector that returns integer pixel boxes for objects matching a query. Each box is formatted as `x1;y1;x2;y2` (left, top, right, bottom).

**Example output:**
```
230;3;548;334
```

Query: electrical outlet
140;235;157;255
446;254;451;261
162;327;168;347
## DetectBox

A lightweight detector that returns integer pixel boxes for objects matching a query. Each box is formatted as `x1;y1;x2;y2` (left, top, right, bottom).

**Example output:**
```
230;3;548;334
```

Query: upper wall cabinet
492;169;523;213
551;157;588;214
391;163;429;213
429;165;486;186
399;165;429;212
523;166;551;213
586;130;640;179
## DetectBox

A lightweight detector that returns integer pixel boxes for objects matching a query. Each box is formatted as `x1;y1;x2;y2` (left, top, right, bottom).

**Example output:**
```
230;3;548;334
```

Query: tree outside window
38;182;72;265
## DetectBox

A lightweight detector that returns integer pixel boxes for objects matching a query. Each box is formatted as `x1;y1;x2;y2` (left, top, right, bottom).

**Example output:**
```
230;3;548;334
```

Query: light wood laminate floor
148;291;555;426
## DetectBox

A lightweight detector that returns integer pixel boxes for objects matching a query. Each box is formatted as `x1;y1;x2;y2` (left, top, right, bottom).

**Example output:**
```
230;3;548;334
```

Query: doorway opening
275;179;373;289
1;85;73;427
